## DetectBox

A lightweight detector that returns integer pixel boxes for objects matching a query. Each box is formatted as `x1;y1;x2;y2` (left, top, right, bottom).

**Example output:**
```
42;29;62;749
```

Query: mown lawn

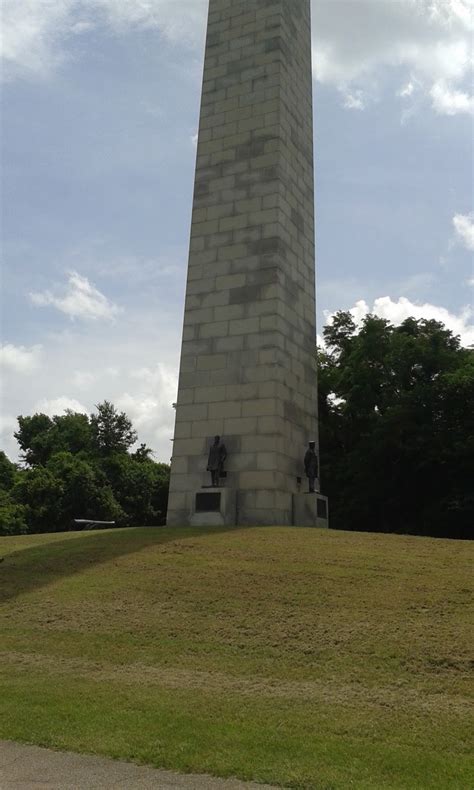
0;526;472;789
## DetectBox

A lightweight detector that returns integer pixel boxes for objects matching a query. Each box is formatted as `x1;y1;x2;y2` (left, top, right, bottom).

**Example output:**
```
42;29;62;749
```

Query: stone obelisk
167;0;328;527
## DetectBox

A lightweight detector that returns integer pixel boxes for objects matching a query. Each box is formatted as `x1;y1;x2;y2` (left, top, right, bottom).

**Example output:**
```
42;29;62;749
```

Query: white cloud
91;0;207;41
342;88;366;110
327;296;474;347
453;213;474;250
72;371;96;390
431;81;474;115
312;0;473;115
0;343;42;373
34;396;88;416
1;0;207;81
30;271;120;321
1;0;76;79
1;301;180;462
398;81;416;98
0;414;17;454
116;364;178;459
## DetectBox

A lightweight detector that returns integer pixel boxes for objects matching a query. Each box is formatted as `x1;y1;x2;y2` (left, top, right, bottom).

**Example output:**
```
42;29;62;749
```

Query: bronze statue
207;435;227;487
304;441;319;493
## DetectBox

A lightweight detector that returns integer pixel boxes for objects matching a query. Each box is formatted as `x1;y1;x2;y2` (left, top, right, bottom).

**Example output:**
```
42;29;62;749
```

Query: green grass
0;526;472;789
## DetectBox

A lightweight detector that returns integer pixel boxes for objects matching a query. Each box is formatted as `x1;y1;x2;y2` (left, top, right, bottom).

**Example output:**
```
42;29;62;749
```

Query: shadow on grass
0;526;229;604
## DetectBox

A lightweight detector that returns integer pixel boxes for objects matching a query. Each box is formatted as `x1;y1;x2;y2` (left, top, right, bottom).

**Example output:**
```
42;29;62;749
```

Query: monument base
169;488;329;529
189;487;236;527
292;493;329;529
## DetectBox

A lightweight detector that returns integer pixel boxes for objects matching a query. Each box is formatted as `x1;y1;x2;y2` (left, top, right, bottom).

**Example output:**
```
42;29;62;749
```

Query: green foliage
48;452;126;528
0;451;17;491
3;402;169;534
90;401;137;456
0;491;28;536
319;312;474;538
15;411;93;466
150;462;170;521
12;467;64;533
53;412;93;457
102;454;169;526
15;414;55;467
131;443;154;462
0;452;28;536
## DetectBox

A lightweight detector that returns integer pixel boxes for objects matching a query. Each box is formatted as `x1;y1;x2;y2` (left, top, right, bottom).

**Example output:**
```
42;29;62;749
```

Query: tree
319;313;473;538
48;452;125;527
52;411;93;457
101;454;169;525
150;462;170;523
0;451;17;491
15;414;55;466
90;401;137;456
0;451;27;535
14;411;93;467
6;401;169;533
0;490;28;536
131;443;154;462
12;467;64;533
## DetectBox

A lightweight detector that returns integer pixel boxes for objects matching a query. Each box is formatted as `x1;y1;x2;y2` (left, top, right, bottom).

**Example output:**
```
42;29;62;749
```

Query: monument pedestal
190;488;236;527
188;488;329;529
292;493;329;529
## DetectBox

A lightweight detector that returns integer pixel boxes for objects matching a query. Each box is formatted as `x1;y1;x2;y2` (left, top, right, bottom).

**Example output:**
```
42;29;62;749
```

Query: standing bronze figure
207;436;227;487
304;441;319;493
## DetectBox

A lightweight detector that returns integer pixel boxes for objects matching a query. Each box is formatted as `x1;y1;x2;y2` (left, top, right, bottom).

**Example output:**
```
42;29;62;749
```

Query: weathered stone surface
292;493;330;529
167;0;321;528
189;487;237;527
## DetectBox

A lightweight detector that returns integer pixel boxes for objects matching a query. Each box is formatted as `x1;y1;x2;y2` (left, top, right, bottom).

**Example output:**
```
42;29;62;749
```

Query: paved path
0;741;277;790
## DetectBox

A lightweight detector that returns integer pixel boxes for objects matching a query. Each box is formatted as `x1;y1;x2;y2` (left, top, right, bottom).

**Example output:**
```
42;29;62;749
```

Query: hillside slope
0;527;472;789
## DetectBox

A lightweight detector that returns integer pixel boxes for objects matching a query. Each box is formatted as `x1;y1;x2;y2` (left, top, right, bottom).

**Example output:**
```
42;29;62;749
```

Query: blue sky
1;0;473;461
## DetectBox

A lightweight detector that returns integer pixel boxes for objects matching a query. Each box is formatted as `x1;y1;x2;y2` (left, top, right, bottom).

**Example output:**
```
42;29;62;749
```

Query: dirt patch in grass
1;650;470;716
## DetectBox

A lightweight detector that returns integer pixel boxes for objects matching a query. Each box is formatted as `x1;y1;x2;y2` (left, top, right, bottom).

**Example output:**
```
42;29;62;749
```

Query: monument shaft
167;0;320;526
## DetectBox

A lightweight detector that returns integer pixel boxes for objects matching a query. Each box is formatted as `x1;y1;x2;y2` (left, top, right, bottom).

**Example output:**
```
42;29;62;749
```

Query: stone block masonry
167;0;320;526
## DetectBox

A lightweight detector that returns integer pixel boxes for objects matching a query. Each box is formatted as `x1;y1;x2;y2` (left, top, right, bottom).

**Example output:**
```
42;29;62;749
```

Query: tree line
0;402;170;535
1;314;472;538
319;312;473;539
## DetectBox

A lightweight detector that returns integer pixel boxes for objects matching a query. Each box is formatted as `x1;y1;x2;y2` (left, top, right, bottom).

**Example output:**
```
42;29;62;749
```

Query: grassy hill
0;527;472;789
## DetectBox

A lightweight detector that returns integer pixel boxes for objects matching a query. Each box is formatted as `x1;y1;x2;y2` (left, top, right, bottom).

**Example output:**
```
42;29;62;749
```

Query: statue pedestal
292;493;329;528
190;487;237;527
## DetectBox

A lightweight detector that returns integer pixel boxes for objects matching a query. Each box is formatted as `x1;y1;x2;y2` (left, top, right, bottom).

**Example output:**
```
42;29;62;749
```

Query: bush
0;491;28;536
